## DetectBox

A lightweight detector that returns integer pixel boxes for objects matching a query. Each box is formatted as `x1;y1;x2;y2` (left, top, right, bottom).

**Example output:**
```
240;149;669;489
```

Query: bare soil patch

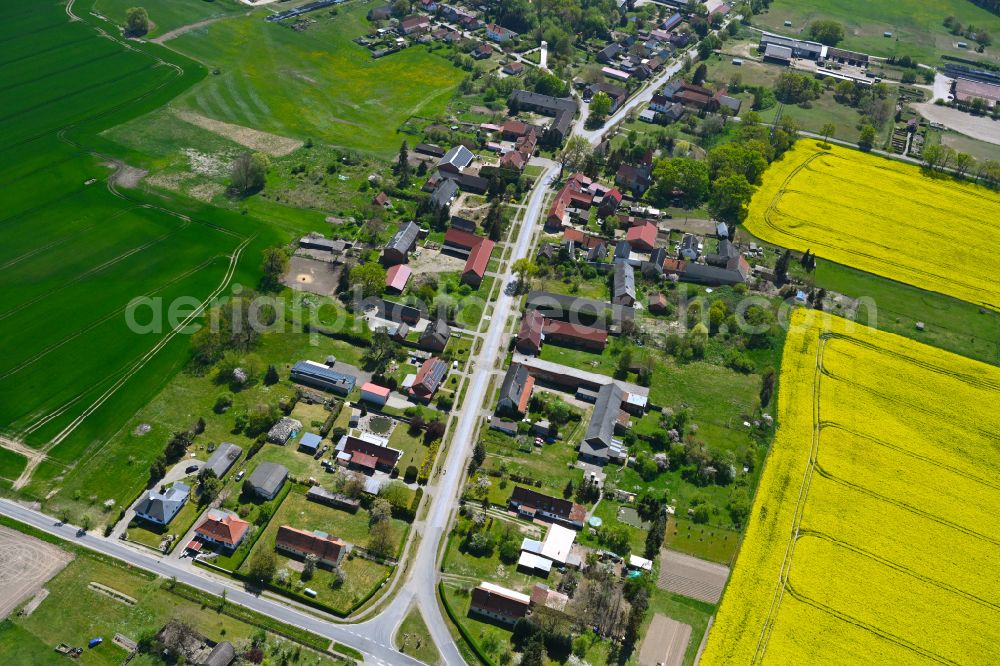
638;613;691;666
0;525;73;619
408;247;465;274
658;549;730;604
108;162;148;189
911;103;1000;146
175;110;303;157
283;256;342;296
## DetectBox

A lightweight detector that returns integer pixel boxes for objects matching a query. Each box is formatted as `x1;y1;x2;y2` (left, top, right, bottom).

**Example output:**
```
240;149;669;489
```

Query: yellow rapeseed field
701;310;1000;665
744;142;1000;311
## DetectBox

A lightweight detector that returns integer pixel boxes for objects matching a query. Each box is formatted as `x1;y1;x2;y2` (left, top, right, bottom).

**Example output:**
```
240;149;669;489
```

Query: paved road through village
0;24;724;663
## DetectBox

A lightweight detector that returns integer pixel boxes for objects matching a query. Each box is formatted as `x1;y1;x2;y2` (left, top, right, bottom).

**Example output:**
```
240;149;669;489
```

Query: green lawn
752;0;1000;65
441;583;514;664
395;605;442;666
0;2;283;520
388;424;432;473
0;538;345;666
478;429;587;506
0;448;27;483
663;517;741;565
237;490;395;612
46;320;366;530
538;342;620;376
442;518;541;594
91;0;246;38
813;258;1000;365
164;0;465;156
644;589;717;666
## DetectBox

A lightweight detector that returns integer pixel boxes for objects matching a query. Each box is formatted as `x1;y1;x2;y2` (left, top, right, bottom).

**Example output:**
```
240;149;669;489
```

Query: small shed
298;432;322;453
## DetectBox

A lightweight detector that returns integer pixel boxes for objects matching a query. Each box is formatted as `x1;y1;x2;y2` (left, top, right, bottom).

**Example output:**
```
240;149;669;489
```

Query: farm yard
702;310;1000;664
752;0;1000;65
0;527;350;666
745;142;1000;312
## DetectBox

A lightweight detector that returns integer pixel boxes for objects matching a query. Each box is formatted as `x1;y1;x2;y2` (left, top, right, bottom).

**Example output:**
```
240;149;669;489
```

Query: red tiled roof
444;227;484;251
343;435;401;468
542;318;609;345
502;119;530;136
517;376;535;414
351;451;378;470
471;584;530;619
626;222;658;250
517;310;543;351
361;382;391;398
546;174;594;228
195;513;249;546
562;228;605;250
410;357;447;397
464;238;494;279
385;264;412;291
500;150;527;170
276;525;345;564
663;258;686;273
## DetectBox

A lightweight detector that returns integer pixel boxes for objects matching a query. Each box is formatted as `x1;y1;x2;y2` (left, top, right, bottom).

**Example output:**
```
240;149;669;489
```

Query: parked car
185;464;199;474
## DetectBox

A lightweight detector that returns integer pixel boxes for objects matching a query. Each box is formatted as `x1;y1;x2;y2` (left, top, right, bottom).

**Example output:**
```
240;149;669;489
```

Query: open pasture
753;0;1000;65
0;0;281;508
745;142;1000;312
164;0;464;156
702;310;1000;665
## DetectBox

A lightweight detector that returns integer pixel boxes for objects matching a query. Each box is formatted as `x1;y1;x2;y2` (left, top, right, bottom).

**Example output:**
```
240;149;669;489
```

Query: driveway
110;459;203;540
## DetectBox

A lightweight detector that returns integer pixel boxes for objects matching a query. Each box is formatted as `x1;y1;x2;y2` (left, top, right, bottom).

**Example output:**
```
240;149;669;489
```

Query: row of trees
923;145;1000;187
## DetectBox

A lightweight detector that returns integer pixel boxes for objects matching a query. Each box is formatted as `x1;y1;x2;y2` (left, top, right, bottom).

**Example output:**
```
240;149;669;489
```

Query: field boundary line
753;330;828;662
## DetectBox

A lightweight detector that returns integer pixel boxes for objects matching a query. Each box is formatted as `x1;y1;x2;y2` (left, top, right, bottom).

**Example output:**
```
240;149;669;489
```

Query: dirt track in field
0;524;72;619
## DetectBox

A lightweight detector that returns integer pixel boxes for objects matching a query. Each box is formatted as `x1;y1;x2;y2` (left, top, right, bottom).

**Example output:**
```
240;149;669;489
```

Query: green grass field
160;0;464;156
237;490;396;612
0;1;290;527
0;536;345;666
396;605;442;665
91;0;247;38
753;0;1000;65
814;259;1000;365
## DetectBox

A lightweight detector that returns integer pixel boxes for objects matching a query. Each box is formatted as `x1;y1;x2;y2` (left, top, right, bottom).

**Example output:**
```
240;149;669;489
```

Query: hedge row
438;583;498;666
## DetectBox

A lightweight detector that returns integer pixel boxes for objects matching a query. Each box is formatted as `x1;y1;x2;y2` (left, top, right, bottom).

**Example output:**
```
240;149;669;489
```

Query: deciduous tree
125;7;149;36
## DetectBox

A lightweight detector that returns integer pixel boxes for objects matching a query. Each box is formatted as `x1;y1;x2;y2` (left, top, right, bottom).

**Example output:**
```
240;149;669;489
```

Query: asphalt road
0;25;733;666
362;157;561;663
0;499;422;666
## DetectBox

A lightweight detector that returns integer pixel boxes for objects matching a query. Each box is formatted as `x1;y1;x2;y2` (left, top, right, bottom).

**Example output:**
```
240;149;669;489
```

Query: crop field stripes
749;325;1000;664
782;581;960;666
0;220;188;323
746;143;1000;312
703;314;1000;664
45;235;254;449
0;255;220;382
752;330;827;663
759;154;996;309
817;424;1000;492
